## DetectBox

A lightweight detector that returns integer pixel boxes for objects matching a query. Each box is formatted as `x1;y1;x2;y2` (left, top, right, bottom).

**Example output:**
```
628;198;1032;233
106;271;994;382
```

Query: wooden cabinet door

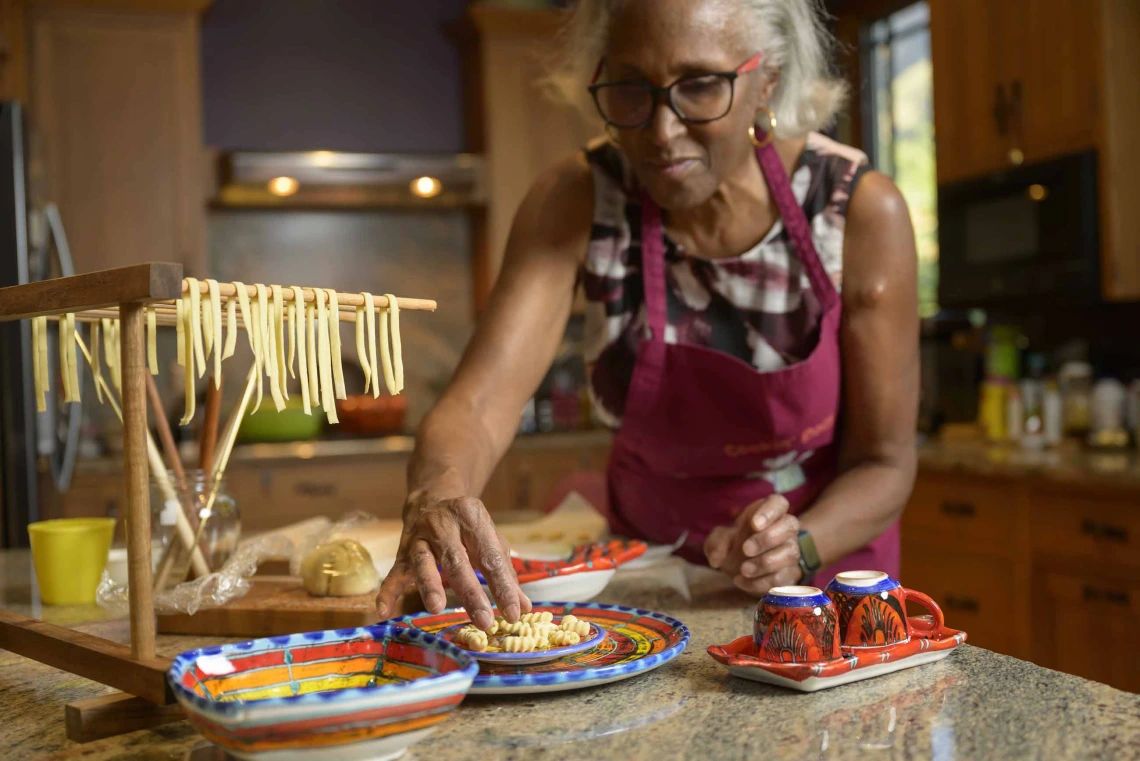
930;0;1011;183
1017;0;1100;163
1035;570;1140;693
465;7;601;310
28;6;204;276
901;541;1026;658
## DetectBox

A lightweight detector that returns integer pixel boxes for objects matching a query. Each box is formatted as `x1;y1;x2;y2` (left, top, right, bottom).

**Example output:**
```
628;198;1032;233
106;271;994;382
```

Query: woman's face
602;0;771;210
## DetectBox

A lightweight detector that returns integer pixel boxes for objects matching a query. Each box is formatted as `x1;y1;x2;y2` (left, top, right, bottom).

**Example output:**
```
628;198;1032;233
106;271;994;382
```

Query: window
862;1;938;317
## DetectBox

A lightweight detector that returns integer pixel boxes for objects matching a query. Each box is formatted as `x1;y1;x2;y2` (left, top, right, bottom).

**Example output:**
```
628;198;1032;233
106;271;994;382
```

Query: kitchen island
1;549;1137;760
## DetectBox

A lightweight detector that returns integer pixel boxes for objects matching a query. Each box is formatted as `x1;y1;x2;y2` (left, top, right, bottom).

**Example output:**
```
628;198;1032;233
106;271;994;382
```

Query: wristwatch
796;529;821;583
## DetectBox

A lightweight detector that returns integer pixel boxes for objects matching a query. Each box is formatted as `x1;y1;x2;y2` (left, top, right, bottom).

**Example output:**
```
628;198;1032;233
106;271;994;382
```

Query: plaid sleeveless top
581;132;870;428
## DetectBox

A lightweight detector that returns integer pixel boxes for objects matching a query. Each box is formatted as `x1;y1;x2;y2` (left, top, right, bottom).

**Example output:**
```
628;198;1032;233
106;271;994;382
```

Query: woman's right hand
375;491;530;631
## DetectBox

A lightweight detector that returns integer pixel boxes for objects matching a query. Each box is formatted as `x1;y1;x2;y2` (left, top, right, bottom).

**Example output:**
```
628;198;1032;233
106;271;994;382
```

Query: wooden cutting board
156;577;420;638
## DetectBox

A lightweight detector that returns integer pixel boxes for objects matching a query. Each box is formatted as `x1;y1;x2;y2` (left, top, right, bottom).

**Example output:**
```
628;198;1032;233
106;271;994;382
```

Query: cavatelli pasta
560;615;592;638
456;627;488;652
547;630;581;647
502;636;541;653
519;611;554;625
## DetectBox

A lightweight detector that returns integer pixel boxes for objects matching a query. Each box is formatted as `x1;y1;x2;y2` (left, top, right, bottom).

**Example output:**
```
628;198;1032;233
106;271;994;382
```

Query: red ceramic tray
708;616;967;693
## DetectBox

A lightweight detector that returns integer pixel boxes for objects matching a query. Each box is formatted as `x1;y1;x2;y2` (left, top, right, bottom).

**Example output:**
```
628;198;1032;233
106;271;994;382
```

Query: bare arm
797;170;920;565
376;155;593;627
706;170;920;592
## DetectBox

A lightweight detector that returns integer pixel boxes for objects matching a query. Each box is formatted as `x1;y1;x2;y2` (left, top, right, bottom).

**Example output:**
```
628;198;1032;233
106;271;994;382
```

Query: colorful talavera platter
437;618;606;666
707;616;967;693
390;603;689;695
167;625;478;760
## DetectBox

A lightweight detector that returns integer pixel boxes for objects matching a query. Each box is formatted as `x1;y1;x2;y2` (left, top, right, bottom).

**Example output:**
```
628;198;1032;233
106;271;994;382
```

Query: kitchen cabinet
902;465;1140;691
1034;570;1140;694
455;6;601;314
0;0;26;102
27;1;208;276
929;0;1140;299
930;0;1099;184
49;431;613;533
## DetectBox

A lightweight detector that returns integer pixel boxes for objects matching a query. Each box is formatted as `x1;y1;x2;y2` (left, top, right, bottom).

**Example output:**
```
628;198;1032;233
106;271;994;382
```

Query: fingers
742;513;801;558
375;560;411;620
739;537;801;579
704;525;735;569
739;494;791;534
455;499;521;624
408;538;448;615
431;532;495;631
733;563;802;597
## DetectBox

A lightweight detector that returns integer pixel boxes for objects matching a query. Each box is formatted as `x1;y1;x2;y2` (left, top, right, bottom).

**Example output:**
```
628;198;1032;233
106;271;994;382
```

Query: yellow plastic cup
28;518;116;605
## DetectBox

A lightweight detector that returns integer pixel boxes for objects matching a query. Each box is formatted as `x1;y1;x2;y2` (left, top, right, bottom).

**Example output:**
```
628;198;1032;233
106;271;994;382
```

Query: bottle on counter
979;380;1007;442
1043;380;1063;447
1058;361;1093;438
1020;379;1044;450
1006;387;1024;443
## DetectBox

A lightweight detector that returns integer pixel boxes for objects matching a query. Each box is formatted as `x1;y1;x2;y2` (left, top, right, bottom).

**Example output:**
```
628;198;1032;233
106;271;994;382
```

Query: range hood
212;151;485;209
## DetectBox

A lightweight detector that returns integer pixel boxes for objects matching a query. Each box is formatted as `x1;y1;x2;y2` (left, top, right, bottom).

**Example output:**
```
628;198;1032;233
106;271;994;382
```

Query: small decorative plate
708;617;967;693
435;618;606;666
390;603;689;695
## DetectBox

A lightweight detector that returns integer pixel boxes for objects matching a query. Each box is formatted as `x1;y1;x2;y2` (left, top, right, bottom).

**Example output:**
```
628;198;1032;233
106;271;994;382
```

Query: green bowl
238;397;325;442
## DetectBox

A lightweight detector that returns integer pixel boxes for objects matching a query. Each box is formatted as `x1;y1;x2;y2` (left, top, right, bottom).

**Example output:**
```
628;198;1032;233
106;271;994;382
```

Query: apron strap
754;142;839;311
638;140;840;341
638;199;669;341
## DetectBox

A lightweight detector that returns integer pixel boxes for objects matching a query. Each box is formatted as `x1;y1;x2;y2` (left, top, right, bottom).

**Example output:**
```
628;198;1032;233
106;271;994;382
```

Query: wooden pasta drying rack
0;263;436;742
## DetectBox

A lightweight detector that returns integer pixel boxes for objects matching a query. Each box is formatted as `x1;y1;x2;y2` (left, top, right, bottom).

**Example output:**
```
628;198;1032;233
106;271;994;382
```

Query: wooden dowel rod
179;280;436;311
56;306;382;326
119;302;155;662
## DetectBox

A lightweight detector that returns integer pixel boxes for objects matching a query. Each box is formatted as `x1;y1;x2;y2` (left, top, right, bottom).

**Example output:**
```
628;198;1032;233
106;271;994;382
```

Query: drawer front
232;458;409;533
1031;493;1140;570
901;541;1022;657
1036;571;1140;693
902;474;1018;553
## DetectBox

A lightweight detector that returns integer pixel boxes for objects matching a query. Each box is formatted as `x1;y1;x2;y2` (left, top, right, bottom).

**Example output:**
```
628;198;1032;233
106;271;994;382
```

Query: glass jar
150;469;241;577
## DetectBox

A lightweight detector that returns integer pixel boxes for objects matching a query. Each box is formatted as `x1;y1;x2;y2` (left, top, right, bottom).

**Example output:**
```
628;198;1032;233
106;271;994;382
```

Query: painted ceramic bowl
167;625;478;761
753;585;841;664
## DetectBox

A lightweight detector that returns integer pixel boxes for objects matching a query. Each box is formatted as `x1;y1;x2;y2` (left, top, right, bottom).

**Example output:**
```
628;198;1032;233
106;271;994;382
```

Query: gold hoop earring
748;108;777;147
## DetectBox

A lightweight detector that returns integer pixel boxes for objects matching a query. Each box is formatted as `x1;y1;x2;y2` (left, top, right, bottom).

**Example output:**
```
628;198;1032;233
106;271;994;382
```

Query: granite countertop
2;551;1138;760
918;437;1140;491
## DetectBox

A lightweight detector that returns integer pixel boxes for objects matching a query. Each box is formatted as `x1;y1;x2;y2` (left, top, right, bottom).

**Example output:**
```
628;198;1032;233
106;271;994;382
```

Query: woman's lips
646;158;699;181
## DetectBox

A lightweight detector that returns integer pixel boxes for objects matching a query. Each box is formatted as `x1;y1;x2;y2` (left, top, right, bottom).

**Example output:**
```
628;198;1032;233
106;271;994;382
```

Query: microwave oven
937;150;1099;307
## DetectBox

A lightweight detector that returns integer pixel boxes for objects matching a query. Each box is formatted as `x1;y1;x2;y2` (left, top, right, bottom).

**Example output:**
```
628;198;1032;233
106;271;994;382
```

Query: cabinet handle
293;482;337;497
1080;519;1129;543
940;501;976;518
993;84;1009;135
945;595;980;612
1082;586;1131;606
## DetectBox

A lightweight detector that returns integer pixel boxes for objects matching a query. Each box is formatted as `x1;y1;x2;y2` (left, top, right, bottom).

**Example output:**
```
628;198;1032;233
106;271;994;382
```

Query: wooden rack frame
0;263;436;739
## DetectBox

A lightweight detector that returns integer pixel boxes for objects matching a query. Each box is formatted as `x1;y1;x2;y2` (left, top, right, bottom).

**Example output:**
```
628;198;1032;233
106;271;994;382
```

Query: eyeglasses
588;52;763;130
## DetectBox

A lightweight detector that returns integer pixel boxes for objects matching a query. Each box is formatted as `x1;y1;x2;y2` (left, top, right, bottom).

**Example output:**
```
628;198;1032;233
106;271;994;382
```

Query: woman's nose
647;100;687;147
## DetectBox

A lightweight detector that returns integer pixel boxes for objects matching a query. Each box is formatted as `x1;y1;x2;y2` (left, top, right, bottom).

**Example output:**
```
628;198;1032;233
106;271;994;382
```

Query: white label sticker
160;499;180;527
195;654;235;676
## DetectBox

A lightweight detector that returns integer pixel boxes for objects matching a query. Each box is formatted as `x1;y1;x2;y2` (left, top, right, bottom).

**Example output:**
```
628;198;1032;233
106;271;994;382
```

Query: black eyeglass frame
587;52;764;130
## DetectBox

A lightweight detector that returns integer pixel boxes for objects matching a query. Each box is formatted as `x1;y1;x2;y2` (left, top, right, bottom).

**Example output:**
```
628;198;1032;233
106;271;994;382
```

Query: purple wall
201;0;470;152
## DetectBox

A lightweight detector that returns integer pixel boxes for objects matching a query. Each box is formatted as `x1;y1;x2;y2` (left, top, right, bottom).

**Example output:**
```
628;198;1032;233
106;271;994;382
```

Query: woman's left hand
704;494;803;596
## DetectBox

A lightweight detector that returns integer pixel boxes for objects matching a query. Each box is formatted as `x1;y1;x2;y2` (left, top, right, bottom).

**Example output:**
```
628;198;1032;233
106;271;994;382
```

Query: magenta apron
605;140;899;585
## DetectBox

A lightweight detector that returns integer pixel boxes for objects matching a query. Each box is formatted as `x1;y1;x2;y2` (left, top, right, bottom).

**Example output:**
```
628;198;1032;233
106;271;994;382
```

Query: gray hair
544;0;847;138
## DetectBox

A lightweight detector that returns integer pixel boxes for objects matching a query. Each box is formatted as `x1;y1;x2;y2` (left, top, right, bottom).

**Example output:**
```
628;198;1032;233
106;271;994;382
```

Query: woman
377;0;918;631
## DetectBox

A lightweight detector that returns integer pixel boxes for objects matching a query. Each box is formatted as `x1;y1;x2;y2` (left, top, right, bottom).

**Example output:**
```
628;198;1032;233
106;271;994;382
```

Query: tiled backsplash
204;208;474;427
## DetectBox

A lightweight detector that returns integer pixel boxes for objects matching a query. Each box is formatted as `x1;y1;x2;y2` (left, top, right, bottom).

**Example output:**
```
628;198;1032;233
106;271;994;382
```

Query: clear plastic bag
96;512;389;616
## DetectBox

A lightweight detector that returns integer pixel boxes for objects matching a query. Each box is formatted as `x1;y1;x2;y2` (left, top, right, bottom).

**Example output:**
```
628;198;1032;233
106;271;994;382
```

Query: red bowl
335;394;407;436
